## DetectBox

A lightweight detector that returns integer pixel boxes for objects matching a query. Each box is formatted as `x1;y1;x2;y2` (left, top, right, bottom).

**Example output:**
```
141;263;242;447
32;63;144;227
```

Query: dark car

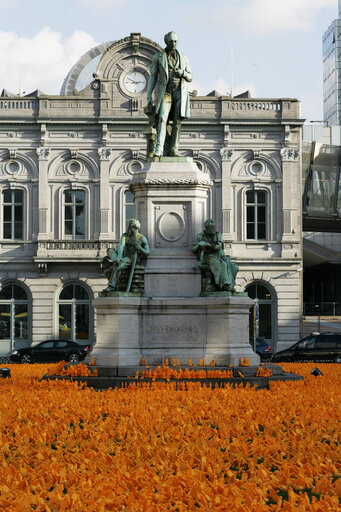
10;339;92;364
250;338;272;361
271;333;341;363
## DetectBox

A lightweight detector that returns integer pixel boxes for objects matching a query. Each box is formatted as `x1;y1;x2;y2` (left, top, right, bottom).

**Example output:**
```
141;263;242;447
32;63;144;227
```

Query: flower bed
0;362;340;511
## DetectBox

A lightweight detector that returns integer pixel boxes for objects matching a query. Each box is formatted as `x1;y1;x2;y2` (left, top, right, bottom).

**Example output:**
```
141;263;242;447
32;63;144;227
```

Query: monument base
92;295;259;367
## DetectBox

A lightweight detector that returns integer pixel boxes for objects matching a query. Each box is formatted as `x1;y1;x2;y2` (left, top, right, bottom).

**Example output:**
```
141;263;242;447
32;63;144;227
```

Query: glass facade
323;19;341;125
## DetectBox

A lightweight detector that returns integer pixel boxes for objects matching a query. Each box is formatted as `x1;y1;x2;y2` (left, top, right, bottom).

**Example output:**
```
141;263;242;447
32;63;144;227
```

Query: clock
123;70;147;94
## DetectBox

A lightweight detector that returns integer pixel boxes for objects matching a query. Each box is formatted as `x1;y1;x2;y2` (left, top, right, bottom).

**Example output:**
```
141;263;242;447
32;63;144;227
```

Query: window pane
39;341;54;349
76;304;89;340
75;191;85;204
259;304;272;339
258;223;266;240
65;221;73;236
258;206;266;222
124;190;134;203
247;284;257;299
3;223;11;239
13;285;27;300
0;304;11;339
247;224;254;239
60;285;73;300
74;285;88;300
256;284;270;299
65;205;73;221
15;205;23;221
3;189;11;203
247;206;254;222
0;285;13;299
246;190;254;203
125;205;135;221
59;304;72;338
56;340;68;348
14;190;23;203
14;222;23;239
4;205;11;222
14;304;28;340
257;191;266;204
64;190;73;203
75;205;85;236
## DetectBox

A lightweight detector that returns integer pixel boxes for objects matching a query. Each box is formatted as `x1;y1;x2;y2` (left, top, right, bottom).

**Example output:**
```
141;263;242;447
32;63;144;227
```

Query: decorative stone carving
131;176;212;186
36;147;50;161
8;149;17;159
220;147;234;162
281;148;299;162
70;149;79;159
98;147;111;161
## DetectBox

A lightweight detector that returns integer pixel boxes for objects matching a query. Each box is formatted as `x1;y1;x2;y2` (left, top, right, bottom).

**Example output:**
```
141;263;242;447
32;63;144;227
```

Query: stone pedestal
130;158;211;298
92;158;259;367
92;295;258;366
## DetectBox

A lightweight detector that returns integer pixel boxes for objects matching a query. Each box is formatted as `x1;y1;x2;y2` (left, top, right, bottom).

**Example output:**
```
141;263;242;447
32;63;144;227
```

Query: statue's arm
193;234;206;253
115;235;125;260
178;55;193;83
147;54;159;104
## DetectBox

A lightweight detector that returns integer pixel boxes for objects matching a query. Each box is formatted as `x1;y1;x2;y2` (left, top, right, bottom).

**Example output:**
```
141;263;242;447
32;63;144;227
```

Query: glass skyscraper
323;1;341;125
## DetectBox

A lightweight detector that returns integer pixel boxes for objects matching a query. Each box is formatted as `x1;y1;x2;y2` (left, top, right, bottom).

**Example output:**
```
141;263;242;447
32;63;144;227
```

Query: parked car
10;339;92;364
271;333;341;363
250;338;272;361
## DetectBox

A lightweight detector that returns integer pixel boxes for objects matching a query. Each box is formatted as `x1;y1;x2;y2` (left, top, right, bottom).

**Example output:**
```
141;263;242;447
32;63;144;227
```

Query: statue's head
127;218;140;235
164;31;178;52
204;219;216;235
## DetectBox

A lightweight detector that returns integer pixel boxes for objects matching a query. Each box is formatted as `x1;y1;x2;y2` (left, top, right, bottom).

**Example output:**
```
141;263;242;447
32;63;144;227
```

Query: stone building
0;33;303;357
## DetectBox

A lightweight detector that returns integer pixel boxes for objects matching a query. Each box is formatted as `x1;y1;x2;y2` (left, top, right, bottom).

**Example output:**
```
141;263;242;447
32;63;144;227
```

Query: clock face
124;71;147;94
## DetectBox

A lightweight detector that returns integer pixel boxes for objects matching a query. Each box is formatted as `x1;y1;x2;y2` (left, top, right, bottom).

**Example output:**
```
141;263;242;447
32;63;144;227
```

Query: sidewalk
302;316;341;337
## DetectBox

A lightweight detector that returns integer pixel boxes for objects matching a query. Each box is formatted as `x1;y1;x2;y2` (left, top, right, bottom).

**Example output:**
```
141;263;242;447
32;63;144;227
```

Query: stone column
36;147;50;240
98;147;111;240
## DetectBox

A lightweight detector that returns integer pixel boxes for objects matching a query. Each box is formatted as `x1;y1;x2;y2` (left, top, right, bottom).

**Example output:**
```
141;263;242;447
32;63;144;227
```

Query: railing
229;101;281;112
36;239;117;257
304;302;341;317
0;100;39;110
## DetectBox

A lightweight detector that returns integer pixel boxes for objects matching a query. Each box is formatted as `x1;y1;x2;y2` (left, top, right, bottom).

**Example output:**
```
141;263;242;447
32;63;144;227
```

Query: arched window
124;190;135;232
2;189;24;240
0;283;29;355
63;190;85;239
246;282;275;348
245;190;267;240
58;283;91;343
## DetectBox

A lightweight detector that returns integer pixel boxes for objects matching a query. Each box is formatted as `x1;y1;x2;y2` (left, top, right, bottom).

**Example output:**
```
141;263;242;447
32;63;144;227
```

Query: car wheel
20;353;32;364
335;355;341;364
68;353;80;364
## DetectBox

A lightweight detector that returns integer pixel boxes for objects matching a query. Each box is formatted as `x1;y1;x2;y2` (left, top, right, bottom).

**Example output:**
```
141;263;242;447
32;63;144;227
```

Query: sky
0;0;338;123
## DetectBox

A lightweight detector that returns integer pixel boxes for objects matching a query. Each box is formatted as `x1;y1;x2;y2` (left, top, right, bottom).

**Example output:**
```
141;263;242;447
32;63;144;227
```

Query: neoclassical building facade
0;33;303;356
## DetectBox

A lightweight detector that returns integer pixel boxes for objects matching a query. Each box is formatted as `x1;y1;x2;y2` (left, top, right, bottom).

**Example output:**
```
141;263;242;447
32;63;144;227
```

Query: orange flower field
0;363;340;511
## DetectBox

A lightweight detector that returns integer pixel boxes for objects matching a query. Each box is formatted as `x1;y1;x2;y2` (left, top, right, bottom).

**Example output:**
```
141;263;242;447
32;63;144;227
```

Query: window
2;189;24;240
246;190;267;240
64;190;85;239
58;283;91;342
0;283;29;355
124;190;135;232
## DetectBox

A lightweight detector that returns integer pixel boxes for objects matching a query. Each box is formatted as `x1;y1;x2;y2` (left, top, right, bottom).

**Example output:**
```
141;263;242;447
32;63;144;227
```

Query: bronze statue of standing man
147;31;193;157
